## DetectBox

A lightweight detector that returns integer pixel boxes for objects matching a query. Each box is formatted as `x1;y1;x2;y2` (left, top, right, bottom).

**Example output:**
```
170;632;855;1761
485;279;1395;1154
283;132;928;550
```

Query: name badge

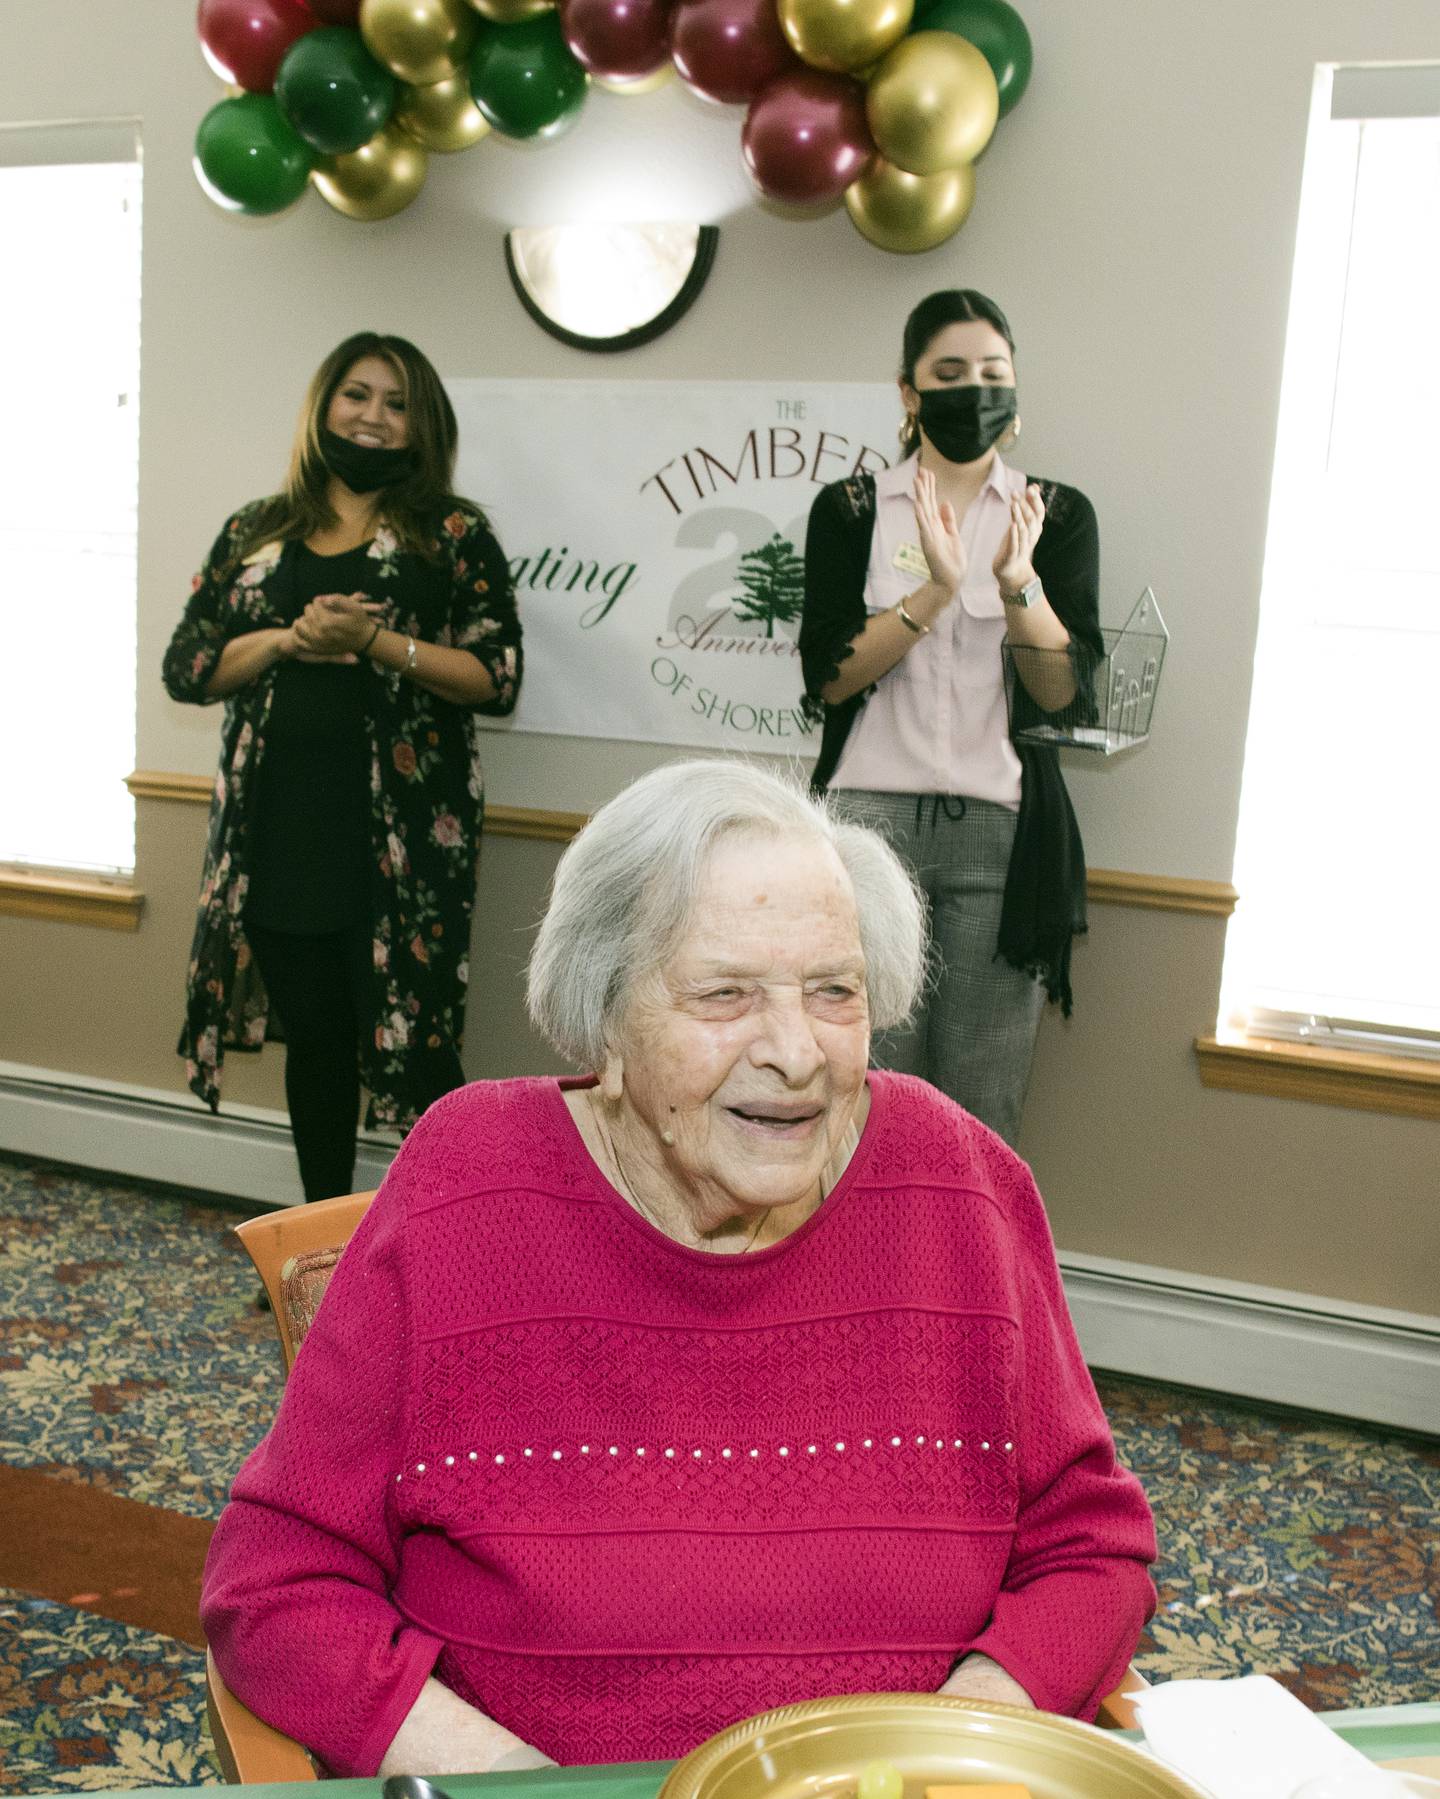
892;541;930;579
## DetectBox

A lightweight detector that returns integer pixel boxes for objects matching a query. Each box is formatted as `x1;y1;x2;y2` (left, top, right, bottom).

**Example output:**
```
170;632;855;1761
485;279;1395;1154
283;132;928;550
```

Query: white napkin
1135;1674;1377;1799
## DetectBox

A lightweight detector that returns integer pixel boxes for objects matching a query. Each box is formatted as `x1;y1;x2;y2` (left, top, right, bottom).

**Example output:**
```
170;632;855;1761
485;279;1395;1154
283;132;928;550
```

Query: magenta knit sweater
201;1072;1155;1775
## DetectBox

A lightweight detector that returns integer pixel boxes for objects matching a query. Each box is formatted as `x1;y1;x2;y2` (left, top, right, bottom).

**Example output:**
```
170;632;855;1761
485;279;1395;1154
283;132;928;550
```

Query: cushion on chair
279;1248;345;1355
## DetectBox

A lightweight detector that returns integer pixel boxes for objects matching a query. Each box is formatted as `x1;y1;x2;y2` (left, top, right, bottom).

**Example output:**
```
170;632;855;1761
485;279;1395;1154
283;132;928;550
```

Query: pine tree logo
731;533;805;638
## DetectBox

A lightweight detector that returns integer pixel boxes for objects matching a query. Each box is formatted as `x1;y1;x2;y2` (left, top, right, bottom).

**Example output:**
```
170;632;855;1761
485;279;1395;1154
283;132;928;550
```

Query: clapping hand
914;466;966;593
993;484;1046;594
288;592;385;663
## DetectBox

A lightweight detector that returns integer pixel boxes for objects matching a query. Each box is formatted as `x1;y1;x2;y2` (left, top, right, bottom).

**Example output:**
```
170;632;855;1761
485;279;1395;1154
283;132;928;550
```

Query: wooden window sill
0;867;144;932
1195;1032;1440;1122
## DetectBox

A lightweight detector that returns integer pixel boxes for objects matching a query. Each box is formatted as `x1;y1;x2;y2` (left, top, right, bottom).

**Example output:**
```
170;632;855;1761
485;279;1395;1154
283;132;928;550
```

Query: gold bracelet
895;599;930;636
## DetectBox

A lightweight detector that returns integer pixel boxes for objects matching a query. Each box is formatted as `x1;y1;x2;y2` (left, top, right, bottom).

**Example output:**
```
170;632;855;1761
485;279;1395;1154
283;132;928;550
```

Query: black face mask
916;384;1017;464
319;427;416;495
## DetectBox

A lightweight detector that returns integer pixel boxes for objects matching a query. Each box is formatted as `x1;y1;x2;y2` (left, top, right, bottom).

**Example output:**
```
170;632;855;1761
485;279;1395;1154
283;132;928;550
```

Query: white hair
527;759;927;1069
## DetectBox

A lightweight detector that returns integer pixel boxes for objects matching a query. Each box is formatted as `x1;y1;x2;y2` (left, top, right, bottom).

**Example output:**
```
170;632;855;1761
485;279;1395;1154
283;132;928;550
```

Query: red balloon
197;0;318;92
669;0;796;105
561;0;671;81
303;0;361;18
743;68;873;203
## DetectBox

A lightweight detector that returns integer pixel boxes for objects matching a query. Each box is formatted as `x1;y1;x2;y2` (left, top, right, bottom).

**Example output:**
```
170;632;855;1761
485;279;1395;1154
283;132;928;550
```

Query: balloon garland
191;0;1032;249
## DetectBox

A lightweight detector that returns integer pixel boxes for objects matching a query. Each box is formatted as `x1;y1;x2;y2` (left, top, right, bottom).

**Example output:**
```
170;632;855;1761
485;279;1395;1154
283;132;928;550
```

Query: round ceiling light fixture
504;220;719;352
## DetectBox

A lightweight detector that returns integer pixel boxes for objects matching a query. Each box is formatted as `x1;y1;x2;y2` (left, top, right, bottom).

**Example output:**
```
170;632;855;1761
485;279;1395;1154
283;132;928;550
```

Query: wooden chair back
234;1189;376;1372
208;1190;376;1782
206;1647;317;1786
1096;1662;1147;1729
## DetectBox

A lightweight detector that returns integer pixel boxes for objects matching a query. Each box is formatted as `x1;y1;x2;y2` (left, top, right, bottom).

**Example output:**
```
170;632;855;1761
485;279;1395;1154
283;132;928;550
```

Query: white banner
450;380;900;753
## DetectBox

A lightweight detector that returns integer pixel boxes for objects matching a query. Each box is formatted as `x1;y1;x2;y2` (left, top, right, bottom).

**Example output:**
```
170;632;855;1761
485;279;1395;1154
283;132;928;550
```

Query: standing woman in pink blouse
800;290;1104;1146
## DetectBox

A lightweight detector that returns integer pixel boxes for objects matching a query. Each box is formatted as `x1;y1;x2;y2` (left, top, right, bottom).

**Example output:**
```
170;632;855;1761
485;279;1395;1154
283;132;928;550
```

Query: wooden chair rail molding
25;776;1428;1123
1085;868;1237;917
123;771;1237;916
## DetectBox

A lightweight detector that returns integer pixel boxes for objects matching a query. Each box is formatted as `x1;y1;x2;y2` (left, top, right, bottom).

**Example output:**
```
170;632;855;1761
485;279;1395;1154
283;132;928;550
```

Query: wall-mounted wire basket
1003;587;1168;754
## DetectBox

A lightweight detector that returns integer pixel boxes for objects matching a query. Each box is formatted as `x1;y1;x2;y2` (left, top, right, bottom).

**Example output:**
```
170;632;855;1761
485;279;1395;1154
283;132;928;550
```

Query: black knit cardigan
798;471;1105;1015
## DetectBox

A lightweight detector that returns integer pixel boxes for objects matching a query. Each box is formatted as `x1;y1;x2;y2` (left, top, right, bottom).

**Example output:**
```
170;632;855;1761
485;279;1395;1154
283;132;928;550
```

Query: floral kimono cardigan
162;501;522;1130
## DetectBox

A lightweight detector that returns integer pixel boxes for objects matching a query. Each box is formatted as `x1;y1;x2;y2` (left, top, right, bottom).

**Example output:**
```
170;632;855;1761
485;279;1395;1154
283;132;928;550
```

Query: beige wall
1;1;1436;1310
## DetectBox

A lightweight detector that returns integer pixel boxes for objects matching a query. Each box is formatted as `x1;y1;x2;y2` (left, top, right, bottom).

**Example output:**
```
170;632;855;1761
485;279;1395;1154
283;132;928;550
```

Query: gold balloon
844;154;975;252
777;0;911;75
465;0;552;21
313;124;429;219
360;0;478;84
395;73;491;150
595;61;675;95
865;30;998;174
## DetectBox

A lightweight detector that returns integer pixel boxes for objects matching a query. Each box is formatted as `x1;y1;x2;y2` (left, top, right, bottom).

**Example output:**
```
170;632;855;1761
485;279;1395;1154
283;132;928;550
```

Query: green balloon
194;94;313;216
274;26;398;155
912;0;1031;114
468;15;587;141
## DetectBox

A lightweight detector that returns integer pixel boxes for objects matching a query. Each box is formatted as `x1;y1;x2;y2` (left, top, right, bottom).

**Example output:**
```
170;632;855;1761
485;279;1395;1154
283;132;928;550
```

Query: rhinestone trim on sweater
401;1434;1015;1478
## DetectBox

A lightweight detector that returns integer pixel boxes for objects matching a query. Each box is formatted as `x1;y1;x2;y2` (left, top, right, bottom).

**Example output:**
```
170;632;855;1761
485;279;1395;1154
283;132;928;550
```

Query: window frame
0;120;143;884
1212;64;1440;1100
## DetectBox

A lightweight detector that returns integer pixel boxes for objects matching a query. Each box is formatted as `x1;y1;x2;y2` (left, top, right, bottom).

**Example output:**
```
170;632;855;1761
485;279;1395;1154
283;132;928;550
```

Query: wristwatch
1002;576;1043;608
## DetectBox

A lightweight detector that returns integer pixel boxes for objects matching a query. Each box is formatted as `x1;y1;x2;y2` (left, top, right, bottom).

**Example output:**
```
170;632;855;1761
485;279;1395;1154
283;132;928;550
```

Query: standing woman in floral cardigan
163;332;522;1200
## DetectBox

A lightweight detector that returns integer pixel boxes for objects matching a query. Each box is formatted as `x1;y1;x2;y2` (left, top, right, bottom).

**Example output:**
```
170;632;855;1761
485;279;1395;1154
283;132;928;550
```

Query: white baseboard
0;1060;396;1207
1059;1253;1439;1436
1;1062;1436;1435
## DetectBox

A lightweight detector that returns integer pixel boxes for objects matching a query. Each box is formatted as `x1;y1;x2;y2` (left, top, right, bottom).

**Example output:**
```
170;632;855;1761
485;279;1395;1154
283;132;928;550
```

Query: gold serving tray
656;1694;1209;1799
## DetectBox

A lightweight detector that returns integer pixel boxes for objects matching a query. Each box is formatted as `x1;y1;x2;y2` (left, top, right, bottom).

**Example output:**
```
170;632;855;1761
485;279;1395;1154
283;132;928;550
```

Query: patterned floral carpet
0;1590;210;1792
0;1150;1436;1792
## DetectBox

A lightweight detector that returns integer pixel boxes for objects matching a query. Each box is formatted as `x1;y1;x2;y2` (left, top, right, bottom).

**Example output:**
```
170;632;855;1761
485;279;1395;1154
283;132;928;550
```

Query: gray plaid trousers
828;789;1045;1147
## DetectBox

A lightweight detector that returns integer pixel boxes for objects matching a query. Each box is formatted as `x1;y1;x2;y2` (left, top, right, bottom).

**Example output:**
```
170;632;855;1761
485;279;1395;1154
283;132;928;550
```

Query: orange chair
236;1189;378;1376
204;1188;1146;1781
207;1190;377;1782
1095;1664;1147;1730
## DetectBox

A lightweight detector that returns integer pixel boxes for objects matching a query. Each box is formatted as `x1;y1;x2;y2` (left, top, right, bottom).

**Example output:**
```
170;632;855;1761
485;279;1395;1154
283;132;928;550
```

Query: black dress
245;542;375;934
163;500;522;1131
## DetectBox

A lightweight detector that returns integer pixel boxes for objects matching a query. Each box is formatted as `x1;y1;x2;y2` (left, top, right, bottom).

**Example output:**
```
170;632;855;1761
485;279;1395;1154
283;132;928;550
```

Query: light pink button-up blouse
830;451;1028;805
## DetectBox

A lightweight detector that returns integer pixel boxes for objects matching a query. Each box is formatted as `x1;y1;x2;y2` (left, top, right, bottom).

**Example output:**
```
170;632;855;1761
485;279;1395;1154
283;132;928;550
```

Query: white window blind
0;136;141;875
1221;70;1440;1051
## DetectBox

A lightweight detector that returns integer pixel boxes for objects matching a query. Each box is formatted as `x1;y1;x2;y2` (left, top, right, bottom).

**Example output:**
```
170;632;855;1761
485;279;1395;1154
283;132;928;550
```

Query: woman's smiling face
605;830;871;1232
324;354;410;449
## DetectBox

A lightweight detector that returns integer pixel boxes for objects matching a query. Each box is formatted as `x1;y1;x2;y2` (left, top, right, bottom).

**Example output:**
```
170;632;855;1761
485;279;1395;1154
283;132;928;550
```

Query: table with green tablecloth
88;1703;1440;1799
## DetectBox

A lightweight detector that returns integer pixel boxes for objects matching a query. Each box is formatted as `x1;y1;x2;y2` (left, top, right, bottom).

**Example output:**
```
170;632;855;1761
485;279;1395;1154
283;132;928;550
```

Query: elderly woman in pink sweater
200;758;1155;1778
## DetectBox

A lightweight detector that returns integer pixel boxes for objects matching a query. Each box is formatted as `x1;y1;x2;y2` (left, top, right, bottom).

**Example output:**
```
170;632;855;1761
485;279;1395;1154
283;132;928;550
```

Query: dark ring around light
504;224;720;354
